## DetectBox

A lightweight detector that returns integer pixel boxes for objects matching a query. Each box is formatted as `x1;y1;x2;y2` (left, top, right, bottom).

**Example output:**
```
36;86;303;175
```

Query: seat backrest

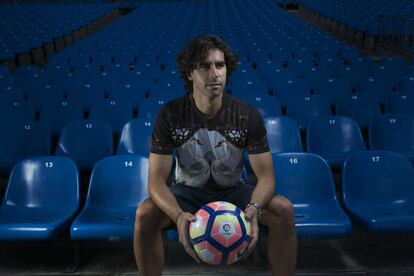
2;156;79;212
314;77;353;105
384;92;414;116
307;116;366;155
369;114;414;153
336;93;381;129
342;151;414;207
117;118;153;156
138;97;171;119
40;100;84;136
273;153;338;205
56;119;113;158
286;94;331;130
85;155;149;209
264;117;303;153
89;99;133;134
241;95;282;118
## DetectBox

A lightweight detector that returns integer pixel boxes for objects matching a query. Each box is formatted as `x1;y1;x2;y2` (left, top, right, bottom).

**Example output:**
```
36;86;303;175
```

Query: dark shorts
169;183;255;215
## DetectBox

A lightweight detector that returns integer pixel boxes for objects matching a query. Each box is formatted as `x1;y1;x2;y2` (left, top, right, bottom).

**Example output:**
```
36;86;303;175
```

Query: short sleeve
150;105;174;155
246;107;270;154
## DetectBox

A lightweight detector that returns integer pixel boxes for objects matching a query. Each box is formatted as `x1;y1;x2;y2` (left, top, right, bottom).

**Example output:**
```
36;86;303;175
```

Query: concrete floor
0;225;414;275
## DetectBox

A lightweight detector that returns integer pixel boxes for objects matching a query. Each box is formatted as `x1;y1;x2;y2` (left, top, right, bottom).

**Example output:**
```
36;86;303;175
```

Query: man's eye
199;64;210;70
216;63;225;69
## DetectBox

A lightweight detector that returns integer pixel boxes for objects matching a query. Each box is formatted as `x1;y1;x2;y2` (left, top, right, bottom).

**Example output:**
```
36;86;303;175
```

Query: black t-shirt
151;93;269;189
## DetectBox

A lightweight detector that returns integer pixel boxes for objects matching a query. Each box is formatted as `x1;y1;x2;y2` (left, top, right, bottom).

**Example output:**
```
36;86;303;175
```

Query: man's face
189;49;227;99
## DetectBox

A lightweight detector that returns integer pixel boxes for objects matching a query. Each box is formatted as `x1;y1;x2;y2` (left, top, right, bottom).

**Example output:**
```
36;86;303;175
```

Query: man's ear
188;73;193;81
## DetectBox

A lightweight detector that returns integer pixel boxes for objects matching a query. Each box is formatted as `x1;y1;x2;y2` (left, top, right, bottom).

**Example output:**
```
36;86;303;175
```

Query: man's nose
209;65;219;78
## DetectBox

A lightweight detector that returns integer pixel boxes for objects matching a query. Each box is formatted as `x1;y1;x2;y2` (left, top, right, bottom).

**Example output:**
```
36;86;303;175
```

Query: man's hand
242;206;259;260
176;212;201;263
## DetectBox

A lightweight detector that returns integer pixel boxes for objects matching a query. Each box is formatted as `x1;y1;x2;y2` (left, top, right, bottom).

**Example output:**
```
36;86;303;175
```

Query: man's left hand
241;206;259;260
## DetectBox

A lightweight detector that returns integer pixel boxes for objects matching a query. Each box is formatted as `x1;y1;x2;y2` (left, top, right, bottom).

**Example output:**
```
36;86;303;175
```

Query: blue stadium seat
230;78;269;98
25;83;66;112
273;152;352;238
0;100;35;122
368;114;414;162
336;93;381;129
307;116;366;168
342;151;414;233
148;80;184;99
274;79;311;106
89;99;134;135
70;155;148;241
117;118;153;156
138;97;172;119
398;75;414;91
264;117;303;153
241;95;282;118
314;77;353;106
356;76;396;103
384;92;414;116
286;95;331;131
56;120;113;169
66;82;106;112
39;100;84;136
0;121;51;172
0;156;79;240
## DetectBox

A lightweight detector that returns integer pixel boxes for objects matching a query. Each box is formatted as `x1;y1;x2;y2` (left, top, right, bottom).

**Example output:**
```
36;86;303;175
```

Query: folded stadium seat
338;46;361;64
368;114;414;163
356;76;397;104
148;80;184;100
273;152;352;238
315;57;344;74
384;92;414;116
264;117;303;153
112;51;137;68
0;100;35;122
398;75;414;91
120;69;156;100
314;77;353;106
230;78;269;98
117;118;154;156
286;94;331;132
342;151;414;233
307;116;366;169
70;155;148;241
66;82;106;112
0;121;51;173
315;46;340;61
336;93;381;130
106;82;146;109
0;156;79;240
89;99;134;135
157;68;182;83
51;71;85;97
345;57;374;76
274;79;311;106
381;56;407;71
56;119;113;169
240;95;282;118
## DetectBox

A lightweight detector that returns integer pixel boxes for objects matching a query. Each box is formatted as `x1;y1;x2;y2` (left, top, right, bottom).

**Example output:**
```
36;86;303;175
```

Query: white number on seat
124;161;133;167
371;156;380;162
329;119;336;125
86;123;93;129
289;158;298;164
45;162;53;168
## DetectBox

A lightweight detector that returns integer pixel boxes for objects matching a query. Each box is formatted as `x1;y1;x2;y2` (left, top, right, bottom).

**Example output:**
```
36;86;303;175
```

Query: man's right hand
176;212;201;263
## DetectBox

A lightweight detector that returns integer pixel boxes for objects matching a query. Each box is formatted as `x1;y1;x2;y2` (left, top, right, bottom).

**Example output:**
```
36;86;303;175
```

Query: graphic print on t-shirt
174;128;244;188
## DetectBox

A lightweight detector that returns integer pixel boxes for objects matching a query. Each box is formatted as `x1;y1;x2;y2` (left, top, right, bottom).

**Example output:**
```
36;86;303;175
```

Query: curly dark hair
176;35;238;94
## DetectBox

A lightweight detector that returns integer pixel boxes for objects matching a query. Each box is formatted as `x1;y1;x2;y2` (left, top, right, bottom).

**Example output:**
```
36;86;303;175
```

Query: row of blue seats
1;150;413;243
299;0;414;35
0;3;117;60
0;112;413;174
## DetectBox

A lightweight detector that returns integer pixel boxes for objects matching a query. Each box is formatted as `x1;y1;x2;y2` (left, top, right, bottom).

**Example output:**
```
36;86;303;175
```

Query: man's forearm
249;176;275;209
149;181;183;224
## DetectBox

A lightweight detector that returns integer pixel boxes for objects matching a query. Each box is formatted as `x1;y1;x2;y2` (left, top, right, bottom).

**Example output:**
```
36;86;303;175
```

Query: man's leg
134;199;173;276
260;195;297;276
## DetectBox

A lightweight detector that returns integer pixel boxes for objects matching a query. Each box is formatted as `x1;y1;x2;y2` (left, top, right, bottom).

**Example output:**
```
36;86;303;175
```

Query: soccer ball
189;201;252;265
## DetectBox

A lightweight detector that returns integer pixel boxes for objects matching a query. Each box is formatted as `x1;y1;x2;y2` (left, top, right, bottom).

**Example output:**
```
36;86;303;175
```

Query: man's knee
135;200;165;234
268;196;296;230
